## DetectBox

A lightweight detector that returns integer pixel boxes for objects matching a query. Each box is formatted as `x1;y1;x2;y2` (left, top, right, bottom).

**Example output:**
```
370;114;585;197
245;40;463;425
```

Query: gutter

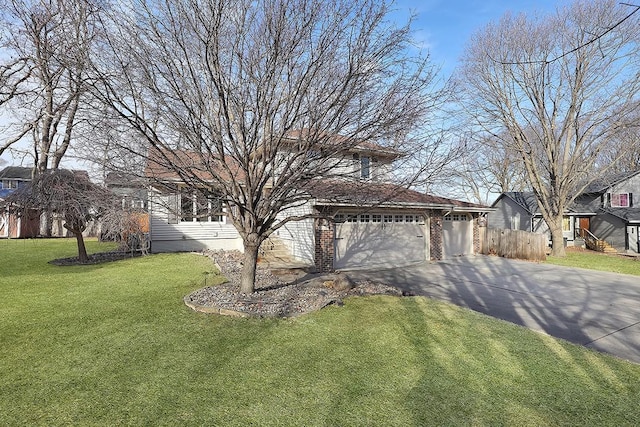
314;199;494;212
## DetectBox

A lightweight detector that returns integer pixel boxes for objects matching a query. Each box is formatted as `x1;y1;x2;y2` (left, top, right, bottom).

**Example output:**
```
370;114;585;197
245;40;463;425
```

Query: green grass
2;238;640;426
546;249;640;276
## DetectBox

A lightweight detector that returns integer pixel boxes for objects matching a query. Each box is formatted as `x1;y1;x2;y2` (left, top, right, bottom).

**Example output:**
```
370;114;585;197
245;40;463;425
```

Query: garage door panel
443;214;473;258
335;215;426;270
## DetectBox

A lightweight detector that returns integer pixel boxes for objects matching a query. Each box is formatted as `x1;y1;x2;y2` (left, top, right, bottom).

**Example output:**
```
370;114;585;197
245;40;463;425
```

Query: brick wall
429;210;443;260
473;214;481;253
314;218;335;272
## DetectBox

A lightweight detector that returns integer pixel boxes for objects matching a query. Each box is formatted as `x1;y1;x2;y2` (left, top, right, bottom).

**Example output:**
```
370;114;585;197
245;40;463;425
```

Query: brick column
315;218;335;273
473;214;481;254
430;211;443;260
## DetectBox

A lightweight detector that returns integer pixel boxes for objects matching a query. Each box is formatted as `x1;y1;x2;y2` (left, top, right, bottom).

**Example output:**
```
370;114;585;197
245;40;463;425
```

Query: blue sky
393;0;567;77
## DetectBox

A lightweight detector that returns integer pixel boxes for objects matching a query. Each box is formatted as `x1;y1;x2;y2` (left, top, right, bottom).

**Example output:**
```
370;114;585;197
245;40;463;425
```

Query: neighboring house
0;166;32;192
0;166;39;238
145;134;491;271
0;166;99;238
490;170;640;253
105;172;149;211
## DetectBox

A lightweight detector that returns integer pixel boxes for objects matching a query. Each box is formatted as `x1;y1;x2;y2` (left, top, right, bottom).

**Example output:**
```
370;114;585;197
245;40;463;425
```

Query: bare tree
0;0;99;173
458;0;640;255
446;132;529;204
92;0;446;293
597;107;640;175
4;169;115;262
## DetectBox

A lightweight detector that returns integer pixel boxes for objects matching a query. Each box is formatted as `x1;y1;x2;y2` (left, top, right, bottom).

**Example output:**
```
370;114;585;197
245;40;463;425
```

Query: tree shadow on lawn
399;297;640;425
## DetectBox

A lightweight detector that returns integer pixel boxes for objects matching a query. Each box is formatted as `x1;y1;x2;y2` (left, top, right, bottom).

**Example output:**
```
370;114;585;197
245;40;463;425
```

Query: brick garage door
334;213;426;270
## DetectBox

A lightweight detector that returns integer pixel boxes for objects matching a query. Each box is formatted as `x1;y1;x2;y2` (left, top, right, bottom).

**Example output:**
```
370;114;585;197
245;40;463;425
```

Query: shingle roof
496;192;539;214
306;179;488;210
582;170;640;194
282;129;403;158
496;191;597;214
602;207;640;223
0;166;33;180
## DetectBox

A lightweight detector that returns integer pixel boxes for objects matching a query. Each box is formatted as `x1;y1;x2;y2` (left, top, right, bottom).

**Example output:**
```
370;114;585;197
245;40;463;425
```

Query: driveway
347;255;640;364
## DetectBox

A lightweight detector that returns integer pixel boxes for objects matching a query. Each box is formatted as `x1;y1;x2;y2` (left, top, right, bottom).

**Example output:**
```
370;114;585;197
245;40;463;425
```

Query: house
105;172;149;211
0;166;39;238
489;170;640;253
0;166;99;239
0;166;32;193
145;134;491;271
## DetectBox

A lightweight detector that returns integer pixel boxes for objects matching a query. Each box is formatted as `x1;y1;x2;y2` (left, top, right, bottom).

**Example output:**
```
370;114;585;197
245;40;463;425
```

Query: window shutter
630;193;633;207
607;193;611;207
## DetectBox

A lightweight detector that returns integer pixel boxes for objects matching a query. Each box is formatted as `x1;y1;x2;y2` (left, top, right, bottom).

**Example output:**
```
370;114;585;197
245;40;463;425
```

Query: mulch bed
185;250;405;318
49;251;143;266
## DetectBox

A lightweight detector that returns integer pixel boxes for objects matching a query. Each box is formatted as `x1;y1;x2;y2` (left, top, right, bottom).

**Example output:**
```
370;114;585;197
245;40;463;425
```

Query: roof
493;192;539;214
601;207;640;224
0;166;33;180
494;191;597;215
105;172;147;188
306;179;489;211
282;129;403;159
583;170;640;194
144;149;240;183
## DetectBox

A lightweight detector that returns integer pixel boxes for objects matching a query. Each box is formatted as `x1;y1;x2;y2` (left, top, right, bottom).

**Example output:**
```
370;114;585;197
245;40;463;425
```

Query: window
405;215;415;223
360;214;370;223
360;156;370;179
372;214;382;223
179;189;224;222
562;216;571;232
334;214;345;223
612;193;630;207
510;213;520;230
1;180;18;189
353;154;371;180
181;193;195;222
394;214;404;223
383;214;393;223
444;214;469;222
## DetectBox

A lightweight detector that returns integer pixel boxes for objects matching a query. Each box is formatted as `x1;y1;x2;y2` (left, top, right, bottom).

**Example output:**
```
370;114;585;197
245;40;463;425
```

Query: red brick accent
473;214;481;254
429;211;443;260
315;218;335;272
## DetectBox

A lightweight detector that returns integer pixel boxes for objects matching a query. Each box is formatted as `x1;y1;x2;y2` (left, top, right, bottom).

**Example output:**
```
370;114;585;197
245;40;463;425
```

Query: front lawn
1;238;640;425
546;248;640;276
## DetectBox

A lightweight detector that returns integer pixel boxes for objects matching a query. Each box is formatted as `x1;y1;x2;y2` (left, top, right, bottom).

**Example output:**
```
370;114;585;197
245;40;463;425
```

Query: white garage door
442;213;473;258
334;213;426;270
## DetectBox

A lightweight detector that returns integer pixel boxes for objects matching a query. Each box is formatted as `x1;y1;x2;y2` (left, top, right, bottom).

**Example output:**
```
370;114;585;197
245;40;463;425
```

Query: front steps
258;236;314;270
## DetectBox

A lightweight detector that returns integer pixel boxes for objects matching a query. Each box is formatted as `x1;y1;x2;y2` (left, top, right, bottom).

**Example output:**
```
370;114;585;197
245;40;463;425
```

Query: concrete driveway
348;255;640;364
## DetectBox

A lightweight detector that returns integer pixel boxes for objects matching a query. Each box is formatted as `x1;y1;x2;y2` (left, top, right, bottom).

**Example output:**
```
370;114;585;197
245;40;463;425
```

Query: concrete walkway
348;255;640;364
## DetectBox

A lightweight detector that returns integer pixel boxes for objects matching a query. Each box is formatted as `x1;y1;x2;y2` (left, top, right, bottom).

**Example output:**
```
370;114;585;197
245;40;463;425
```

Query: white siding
274;202;315;263
149;192;242;253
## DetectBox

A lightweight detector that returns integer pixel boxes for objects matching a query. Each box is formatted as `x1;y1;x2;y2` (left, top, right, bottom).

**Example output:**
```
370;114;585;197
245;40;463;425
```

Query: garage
442;213;473;258
334;212;426;269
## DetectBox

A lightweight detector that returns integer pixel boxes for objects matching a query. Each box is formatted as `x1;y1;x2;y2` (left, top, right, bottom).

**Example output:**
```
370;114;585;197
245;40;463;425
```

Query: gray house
490;170;640;253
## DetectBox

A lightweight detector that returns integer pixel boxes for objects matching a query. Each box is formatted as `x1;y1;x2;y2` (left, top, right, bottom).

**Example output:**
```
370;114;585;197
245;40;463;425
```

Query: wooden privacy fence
482;228;546;262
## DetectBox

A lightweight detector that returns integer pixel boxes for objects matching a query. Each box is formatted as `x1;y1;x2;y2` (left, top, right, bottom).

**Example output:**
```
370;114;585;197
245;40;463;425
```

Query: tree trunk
65;222;88;262
40;211;53;237
549;217;566;257
74;230;89;263
240;241;260;294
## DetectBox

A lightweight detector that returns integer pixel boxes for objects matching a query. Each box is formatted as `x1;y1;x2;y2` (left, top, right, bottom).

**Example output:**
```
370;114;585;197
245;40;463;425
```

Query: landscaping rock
185;250;404;318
